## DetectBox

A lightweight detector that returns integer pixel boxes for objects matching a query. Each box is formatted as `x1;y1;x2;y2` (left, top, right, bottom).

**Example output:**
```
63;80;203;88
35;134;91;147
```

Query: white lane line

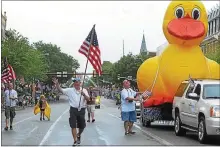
2;116;35;131
108;113;173;146
95;125;111;145
28;126;38;136
38;108;69;146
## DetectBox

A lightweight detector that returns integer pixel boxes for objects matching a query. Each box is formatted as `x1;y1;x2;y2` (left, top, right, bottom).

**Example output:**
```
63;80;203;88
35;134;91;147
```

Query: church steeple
140;31;148;54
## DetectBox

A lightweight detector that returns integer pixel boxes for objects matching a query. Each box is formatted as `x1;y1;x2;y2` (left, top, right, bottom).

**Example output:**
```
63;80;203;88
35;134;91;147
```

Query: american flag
1;60;16;83
141;90;152;98
78;25;102;76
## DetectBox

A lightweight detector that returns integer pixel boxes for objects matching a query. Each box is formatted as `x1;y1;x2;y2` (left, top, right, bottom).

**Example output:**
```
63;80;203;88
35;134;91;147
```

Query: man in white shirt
4;83;18;131
121;80;140;135
53;77;90;146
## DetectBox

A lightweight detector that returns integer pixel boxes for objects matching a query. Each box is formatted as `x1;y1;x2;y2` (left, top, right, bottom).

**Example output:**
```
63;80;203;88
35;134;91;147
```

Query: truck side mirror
188;93;199;100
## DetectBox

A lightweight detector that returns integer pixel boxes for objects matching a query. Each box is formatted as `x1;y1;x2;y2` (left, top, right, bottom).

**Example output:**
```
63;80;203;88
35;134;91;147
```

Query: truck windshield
203;84;220;99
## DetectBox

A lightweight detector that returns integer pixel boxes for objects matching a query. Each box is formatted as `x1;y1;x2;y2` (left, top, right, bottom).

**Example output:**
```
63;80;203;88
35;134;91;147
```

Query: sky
2;1;219;73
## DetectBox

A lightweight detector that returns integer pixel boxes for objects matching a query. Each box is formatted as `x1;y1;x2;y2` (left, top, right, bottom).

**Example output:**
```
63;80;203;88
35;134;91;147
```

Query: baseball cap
72;77;81;82
123;80;130;84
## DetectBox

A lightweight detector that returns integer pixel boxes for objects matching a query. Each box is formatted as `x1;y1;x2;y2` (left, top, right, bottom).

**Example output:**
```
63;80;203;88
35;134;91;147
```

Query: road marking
95;125;111;145
39;108;69;146
28;126;38;136
108;113;173;146
2;116;35;131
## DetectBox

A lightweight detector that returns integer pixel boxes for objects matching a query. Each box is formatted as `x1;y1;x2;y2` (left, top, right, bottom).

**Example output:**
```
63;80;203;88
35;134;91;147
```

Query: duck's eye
175;6;184;19
192;8;200;20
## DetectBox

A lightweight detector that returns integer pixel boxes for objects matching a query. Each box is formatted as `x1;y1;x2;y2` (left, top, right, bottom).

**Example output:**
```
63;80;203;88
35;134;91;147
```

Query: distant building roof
140;33;147;54
148;52;156;57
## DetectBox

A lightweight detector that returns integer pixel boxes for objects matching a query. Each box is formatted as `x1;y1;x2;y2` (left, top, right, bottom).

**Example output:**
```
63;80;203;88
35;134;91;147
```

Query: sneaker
73;141;77;146
129;131;136;135
40;117;42;121
125;132;129;135
10;126;13;130
43;118;45;120
92;119;95;123
4;127;8;131
87;120;90;122
77;135;81;144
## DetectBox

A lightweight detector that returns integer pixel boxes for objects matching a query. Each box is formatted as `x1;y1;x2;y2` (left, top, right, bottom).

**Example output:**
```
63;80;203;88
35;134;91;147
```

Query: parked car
172;78;220;144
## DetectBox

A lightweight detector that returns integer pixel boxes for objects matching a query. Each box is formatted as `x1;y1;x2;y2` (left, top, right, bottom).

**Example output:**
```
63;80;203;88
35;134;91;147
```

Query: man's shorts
69;107;86;129
5;106;16;119
87;105;95;113
121;111;137;122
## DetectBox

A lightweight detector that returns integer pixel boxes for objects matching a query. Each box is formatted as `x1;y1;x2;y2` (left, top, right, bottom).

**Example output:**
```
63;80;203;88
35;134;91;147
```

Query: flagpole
78;24;96;110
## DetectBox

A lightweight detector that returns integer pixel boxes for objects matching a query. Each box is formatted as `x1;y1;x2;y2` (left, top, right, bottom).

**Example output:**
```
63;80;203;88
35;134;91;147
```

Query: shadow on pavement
149;124;220;145
185;133;220;145
149;125;174;131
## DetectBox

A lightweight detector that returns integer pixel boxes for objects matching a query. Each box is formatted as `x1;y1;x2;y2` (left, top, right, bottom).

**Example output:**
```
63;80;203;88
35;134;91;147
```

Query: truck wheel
198;117;208;144
174;114;186;136
141;116;146;127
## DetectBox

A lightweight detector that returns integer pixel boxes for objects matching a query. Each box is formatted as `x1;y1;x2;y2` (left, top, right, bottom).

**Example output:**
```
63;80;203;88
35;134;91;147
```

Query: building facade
200;5;220;54
1;11;7;41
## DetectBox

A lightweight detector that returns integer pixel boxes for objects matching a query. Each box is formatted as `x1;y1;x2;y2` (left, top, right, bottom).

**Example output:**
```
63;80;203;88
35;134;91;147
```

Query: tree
1;29;47;82
110;52;150;85
32;41;80;73
99;61;113;83
32;41;80;83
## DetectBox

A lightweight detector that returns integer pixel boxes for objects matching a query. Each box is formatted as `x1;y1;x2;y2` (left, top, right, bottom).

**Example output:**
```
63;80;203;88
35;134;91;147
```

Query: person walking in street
87;86;96;123
39;95;47;121
52;77;90;146
34;94;51;121
121;80;140;135
35;86;41;105
4;83;18;131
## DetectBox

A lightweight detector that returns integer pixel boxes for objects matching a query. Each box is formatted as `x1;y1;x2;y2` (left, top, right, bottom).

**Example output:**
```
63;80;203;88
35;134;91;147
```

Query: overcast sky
2;1;219;73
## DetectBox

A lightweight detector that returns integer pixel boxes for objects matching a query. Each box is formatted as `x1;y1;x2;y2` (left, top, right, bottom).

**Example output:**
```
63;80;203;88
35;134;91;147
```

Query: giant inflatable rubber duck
137;0;220;108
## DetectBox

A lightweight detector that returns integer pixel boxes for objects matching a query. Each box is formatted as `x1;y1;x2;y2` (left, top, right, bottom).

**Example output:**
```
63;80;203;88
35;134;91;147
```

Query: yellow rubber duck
137;0;220;107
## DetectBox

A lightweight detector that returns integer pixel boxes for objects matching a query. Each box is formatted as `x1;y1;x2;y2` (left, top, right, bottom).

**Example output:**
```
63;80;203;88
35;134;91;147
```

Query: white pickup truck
172;79;220;144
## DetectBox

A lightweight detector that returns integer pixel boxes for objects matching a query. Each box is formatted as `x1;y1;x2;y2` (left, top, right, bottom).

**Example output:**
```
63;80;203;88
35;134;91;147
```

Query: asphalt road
1;95;220;146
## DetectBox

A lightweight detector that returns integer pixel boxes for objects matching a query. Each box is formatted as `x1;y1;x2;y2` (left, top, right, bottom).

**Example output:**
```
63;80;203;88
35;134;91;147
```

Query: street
1;95;220;146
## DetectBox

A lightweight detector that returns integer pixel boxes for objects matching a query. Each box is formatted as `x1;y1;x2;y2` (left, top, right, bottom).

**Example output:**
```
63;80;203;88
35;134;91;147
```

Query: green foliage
1;29;80;83
1;29;47;81
100;52;150;86
99;61;113;82
32;41;80;73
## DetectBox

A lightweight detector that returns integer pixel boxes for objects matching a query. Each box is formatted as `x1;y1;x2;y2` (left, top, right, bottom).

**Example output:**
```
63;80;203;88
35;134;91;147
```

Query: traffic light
73;71;76;78
128;76;132;80
93;70;96;78
117;74;120;80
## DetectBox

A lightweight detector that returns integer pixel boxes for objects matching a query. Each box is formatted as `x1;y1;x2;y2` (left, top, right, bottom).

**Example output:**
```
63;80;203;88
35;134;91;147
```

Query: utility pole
123;40;125;57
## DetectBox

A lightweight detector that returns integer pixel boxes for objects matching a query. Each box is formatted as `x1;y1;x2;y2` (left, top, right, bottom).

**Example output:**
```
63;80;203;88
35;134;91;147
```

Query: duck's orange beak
167;14;205;40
